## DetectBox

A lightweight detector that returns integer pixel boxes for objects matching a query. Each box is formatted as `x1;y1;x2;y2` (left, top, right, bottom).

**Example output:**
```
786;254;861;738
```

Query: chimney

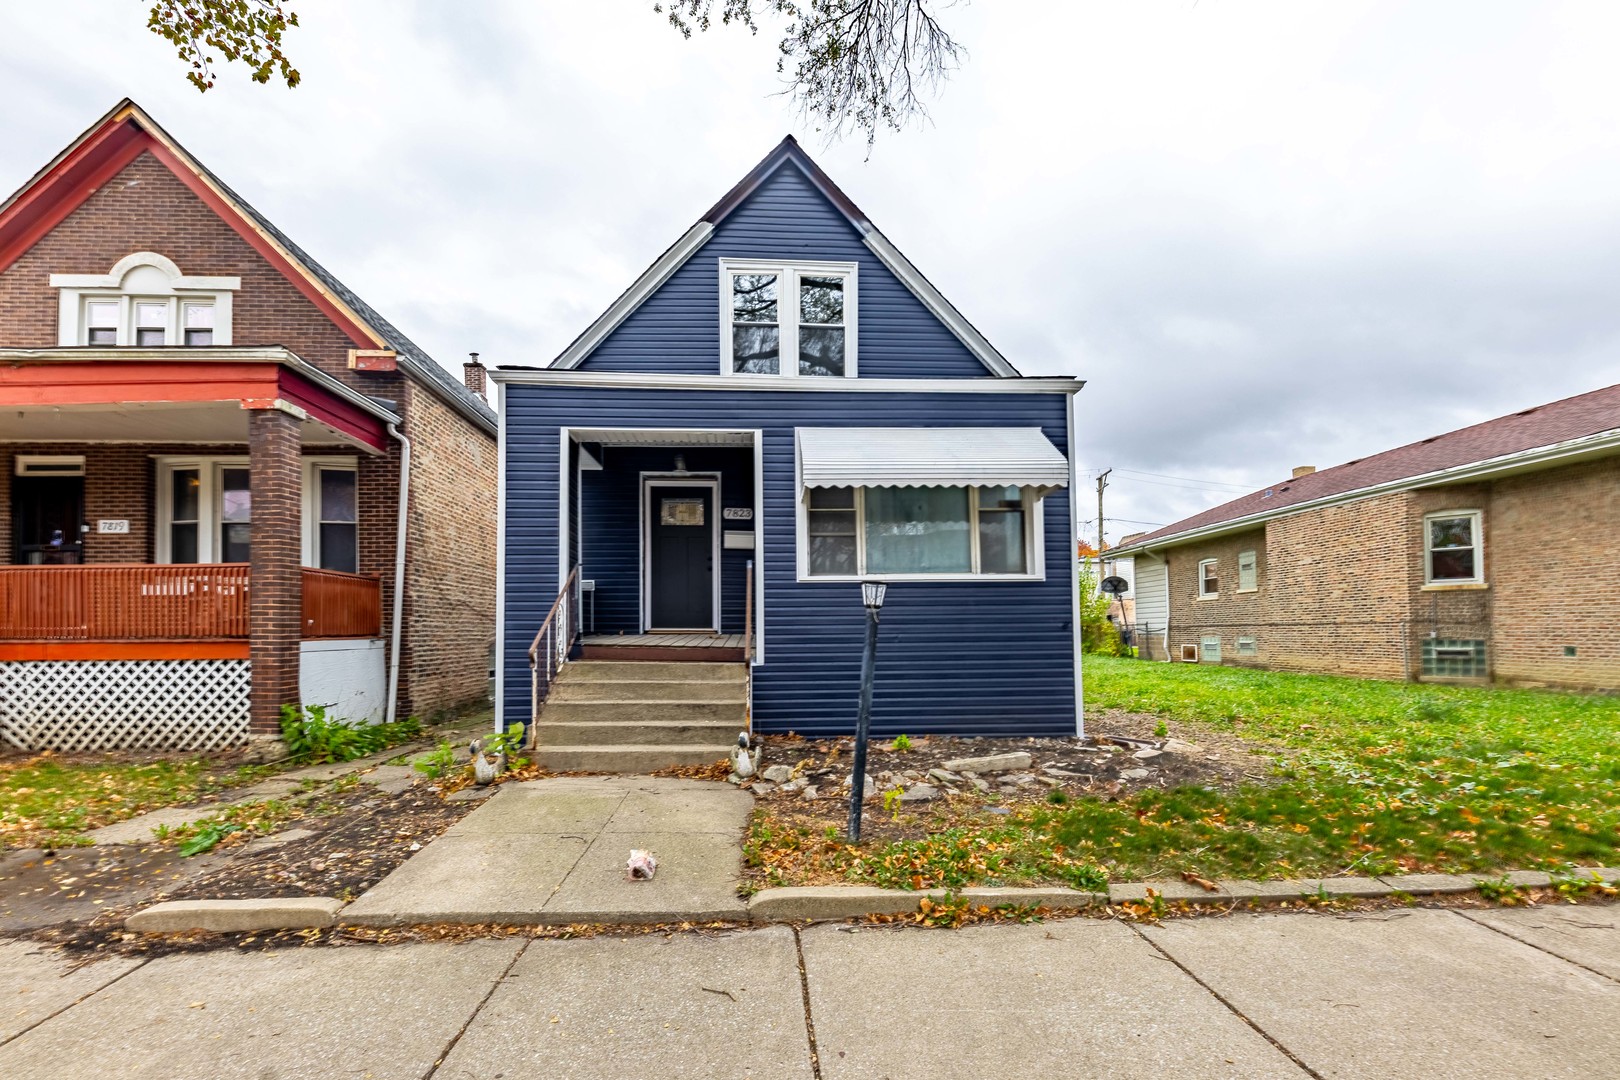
1291;465;1316;479
463;352;487;400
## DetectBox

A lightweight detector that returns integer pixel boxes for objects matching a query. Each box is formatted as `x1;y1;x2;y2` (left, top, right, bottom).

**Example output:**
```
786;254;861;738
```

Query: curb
747;867;1620;922
126;897;343;933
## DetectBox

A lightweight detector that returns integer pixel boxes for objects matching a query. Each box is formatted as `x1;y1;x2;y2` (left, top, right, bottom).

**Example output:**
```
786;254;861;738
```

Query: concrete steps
533;660;746;773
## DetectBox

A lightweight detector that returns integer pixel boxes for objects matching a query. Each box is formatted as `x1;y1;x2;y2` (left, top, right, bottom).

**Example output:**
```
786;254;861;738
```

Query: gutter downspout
385;421;411;725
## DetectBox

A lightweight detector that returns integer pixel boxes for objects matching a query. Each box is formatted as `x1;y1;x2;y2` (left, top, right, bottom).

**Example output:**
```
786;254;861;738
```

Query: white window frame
53;252;238;347
14;454;86;477
155;456;250;563
300;457;360;570
1423;509;1485;586
794;483;1046;582
1197;558;1219;598
718;258;858;378
1237;549;1258;592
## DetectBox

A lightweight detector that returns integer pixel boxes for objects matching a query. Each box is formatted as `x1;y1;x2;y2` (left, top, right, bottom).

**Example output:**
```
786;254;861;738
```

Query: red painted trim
0;120;147;274
278;368;388;450
0;641;249;661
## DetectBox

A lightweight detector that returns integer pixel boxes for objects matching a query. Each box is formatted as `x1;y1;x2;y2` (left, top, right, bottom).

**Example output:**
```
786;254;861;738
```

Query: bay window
803;484;1041;579
155;456;359;570
722;259;857;377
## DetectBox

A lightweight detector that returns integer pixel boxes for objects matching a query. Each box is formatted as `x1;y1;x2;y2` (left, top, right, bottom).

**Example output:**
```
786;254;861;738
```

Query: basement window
1200;634;1222;662
1421;638;1486;679
1236;636;1258;656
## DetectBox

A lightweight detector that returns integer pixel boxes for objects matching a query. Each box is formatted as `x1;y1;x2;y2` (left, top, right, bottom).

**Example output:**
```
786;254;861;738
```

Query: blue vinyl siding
579;446;754;635
502;386;1077;737
578;163;991;379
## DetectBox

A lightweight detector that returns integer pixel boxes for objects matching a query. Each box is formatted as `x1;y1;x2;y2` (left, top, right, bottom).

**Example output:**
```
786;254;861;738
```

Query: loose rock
900;783;940;802
1133;749;1164;761
762;764;794;784
942;752;1032;775
1120;768;1151;780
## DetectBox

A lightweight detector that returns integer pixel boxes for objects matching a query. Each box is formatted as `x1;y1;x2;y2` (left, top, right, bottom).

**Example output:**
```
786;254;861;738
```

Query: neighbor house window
1425;510;1483;584
1200;634;1222;662
134;301;168;346
1421;638;1486;678
722;260;857;377
182;302;215;346
1238;550;1258;592
53;252;237;347
312;465;359;572
1198;559;1219;598
85;300;119;346
802;484;1039;578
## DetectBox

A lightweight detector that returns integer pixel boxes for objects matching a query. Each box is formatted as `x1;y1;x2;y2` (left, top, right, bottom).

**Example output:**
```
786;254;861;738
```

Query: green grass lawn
1062;657;1620;880
0;755;270;850
751;658;1620;889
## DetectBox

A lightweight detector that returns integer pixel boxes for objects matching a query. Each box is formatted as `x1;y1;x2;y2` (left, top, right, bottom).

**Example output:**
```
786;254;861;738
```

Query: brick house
1110;383;1620;689
0;100;497;751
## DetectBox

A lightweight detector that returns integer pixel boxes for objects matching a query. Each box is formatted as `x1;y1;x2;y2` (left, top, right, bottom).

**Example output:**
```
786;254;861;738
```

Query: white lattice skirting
0;659;251;751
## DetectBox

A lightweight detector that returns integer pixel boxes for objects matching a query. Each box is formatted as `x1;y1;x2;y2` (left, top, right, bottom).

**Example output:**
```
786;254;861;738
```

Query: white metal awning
797;427;1070;490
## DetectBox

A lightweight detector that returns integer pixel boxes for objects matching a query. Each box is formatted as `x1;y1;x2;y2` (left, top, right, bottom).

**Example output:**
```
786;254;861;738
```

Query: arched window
50;252;240;347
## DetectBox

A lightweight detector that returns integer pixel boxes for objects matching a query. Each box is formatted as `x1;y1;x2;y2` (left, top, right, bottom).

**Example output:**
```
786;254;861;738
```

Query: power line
1115;468;1252;490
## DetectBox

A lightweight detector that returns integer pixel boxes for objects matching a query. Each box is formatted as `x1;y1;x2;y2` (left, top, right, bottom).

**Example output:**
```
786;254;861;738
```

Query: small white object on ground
627;849;658;881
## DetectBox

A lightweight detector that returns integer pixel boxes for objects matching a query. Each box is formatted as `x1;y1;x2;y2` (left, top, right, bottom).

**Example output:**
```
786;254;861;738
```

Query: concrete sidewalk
342;775;753;925
2;903;1617;1078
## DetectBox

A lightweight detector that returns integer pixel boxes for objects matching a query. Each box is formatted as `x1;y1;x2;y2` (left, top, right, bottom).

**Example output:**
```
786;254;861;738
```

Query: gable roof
1115;382;1620;554
549;135;1019;376
0;100;495;434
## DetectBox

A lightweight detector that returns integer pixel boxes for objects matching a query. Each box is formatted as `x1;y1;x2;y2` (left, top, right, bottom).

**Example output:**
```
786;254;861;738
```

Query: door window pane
864;486;971;574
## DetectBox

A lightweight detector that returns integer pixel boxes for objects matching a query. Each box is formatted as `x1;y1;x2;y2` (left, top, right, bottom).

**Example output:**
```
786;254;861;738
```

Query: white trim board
493;369;1083;395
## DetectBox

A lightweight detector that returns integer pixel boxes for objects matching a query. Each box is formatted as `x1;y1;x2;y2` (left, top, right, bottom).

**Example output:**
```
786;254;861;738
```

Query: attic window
52;252;238;348
721;259;857;377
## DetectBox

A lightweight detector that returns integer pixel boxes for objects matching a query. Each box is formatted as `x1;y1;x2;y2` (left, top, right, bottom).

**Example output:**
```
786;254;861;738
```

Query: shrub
1078;569;1122;655
279;704;422;764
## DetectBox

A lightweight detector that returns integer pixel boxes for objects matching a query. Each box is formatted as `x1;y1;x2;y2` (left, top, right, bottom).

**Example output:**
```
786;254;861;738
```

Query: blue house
493;138;1084;761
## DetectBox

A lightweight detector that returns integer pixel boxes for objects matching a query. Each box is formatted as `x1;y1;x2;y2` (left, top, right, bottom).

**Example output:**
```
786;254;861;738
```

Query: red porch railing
302;567;383;639
0;564;382;641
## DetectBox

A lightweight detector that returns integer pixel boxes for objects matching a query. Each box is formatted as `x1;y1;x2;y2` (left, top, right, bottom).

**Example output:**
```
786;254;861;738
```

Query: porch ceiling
570;428;754;447
1;399;367;447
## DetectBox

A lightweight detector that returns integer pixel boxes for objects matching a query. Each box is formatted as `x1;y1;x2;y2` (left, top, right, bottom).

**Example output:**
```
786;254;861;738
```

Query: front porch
579;633;747;662
1;347;399;750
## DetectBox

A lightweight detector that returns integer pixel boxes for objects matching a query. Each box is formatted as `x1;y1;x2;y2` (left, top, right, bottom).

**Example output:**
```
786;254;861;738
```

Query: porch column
247;407;303;738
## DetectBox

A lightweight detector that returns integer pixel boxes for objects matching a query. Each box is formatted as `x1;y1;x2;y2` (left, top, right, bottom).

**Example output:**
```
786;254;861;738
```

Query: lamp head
861;580;887;610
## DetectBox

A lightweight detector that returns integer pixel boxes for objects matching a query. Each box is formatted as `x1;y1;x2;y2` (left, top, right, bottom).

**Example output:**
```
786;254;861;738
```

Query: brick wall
1;147;499;719
397;381;497;719
1488;458;1620;688
247;408;303;735
1156;461;1620;690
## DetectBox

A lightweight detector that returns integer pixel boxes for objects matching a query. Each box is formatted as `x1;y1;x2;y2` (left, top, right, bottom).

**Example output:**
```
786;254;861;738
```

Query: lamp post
847;580;886;843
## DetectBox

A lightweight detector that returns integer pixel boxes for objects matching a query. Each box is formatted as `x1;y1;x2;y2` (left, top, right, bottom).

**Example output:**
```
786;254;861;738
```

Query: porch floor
581;634;747;649
578;633;747;662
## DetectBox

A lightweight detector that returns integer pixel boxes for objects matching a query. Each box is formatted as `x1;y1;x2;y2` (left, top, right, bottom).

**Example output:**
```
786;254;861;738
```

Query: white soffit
798;426;1069;489
570;428;755;448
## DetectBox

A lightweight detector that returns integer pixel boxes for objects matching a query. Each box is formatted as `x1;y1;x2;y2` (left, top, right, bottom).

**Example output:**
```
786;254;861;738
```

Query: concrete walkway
2;904;1617;1078
342;775;753;925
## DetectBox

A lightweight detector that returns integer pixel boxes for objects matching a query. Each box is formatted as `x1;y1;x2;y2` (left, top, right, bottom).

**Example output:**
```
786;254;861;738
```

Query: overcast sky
5;1;1619;537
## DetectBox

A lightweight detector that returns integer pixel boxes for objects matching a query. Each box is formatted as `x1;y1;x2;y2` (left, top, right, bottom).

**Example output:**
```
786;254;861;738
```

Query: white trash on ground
626;849;658;881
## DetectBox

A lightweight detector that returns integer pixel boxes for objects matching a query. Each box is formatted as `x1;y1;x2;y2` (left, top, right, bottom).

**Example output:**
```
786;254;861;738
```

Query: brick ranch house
1111;382;1620;689
0;100;497;751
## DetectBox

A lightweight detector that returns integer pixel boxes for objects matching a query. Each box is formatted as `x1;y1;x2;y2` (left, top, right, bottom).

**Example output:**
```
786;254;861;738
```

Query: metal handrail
743;558;755;734
528;566;582;734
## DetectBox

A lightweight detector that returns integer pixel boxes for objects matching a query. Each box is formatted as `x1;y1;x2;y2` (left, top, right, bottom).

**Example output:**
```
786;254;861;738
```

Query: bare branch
654;1;967;146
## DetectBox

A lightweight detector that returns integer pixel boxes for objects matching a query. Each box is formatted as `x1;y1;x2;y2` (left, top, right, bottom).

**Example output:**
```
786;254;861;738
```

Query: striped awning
797;427;1070;490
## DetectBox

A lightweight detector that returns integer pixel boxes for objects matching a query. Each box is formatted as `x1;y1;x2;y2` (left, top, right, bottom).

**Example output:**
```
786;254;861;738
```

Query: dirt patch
8;781;479;958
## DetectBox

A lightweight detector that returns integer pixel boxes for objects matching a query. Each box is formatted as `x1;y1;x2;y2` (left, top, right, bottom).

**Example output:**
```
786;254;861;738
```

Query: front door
12;476;85;564
648;484;714;630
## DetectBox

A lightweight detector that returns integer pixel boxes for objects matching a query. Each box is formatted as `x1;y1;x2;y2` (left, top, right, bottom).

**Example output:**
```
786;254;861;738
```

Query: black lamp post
847;580;886;843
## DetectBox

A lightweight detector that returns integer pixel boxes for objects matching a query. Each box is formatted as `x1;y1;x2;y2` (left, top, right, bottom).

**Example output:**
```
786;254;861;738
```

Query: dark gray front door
648;485;713;630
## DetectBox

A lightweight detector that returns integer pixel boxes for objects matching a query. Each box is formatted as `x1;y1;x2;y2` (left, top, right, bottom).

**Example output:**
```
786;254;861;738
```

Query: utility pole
1095;469;1111;560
